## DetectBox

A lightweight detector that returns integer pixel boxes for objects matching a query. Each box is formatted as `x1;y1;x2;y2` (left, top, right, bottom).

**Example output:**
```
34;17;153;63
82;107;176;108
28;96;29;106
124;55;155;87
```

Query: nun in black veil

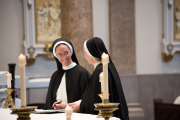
69;37;129;120
44;38;90;110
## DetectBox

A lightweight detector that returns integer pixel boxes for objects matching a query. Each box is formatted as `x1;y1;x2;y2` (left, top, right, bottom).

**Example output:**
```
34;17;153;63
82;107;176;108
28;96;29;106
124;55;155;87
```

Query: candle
6;72;12;88
101;53;109;100
102;53;109;64
99;72;104;93
65;106;72;120
18;54;27;107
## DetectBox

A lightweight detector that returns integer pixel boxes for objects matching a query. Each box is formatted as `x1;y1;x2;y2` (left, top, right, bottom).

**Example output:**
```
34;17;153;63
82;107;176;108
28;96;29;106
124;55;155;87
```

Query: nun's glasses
57;51;69;58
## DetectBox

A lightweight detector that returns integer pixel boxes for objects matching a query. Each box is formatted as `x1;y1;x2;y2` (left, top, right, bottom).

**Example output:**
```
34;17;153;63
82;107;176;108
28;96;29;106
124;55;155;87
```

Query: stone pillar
109;0;136;75
61;0;93;73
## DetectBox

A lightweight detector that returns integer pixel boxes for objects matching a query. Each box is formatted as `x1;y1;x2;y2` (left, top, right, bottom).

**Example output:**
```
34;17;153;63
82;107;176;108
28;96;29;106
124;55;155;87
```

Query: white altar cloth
0;108;120;120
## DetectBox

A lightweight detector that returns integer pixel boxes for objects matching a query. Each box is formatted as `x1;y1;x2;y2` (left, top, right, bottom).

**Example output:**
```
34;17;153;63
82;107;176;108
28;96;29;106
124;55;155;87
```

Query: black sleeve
78;67;91;98
44;70;62;110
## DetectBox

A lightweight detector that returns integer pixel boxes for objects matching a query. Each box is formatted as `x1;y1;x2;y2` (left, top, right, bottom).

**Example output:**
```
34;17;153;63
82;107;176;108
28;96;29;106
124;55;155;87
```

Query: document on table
35;109;65;114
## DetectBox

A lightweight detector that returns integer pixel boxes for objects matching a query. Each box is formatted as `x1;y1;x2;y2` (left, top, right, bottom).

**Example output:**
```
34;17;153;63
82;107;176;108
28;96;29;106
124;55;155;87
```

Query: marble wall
61;0;94;73
109;0;136;75
121;74;180;120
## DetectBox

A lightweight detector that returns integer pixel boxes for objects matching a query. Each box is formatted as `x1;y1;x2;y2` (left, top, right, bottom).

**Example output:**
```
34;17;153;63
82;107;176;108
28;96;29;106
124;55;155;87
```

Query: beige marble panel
109;0;136;75
61;0;94;73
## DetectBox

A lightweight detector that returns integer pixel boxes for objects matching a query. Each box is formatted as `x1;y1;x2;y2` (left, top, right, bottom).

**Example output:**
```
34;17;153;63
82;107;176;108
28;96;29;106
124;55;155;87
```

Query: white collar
63;62;77;70
94;61;101;69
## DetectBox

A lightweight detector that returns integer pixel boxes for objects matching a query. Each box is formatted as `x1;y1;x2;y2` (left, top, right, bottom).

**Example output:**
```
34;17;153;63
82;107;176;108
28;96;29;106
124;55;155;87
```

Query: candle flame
103;53;105;55
20;54;23;56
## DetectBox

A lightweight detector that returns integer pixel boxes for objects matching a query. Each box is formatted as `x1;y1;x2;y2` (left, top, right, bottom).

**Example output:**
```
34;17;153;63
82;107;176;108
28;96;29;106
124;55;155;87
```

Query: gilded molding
162;44;174;62
162;53;173;62
26;46;36;66
23;35;25;41
162;34;164;39
27;2;31;9
44;43;53;57
168;3;172;9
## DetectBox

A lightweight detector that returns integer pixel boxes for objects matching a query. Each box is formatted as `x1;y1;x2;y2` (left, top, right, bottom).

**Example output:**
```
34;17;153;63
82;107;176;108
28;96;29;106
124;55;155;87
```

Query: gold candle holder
94;103;119;120
11;106;37;120
98;92;104;103
3;88;15;108
94;93;119;120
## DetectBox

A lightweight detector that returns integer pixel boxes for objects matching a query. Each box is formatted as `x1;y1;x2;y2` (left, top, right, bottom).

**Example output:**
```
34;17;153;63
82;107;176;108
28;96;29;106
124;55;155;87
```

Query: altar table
0;108;120;120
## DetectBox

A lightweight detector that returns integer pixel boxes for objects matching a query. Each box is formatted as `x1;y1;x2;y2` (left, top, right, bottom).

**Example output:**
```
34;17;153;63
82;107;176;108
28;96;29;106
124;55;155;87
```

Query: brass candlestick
94;93;119;120
11;106;37;120
3;88;15;108
96;92;104;118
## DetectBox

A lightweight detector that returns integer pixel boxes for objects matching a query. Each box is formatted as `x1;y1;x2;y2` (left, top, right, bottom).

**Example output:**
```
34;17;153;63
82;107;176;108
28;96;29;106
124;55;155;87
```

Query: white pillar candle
101;53;109;99
18;54;27;107
65;106;72;120
6;72;12;88
99;72;104;93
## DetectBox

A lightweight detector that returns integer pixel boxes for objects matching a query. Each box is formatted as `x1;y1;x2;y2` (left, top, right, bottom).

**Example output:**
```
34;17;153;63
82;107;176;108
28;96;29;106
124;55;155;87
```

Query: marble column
109;0;136;74
61;0;93;73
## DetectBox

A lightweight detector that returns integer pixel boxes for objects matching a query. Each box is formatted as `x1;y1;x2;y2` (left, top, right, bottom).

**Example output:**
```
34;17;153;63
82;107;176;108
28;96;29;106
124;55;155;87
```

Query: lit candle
99;72;104;93
101;53;109;100
65;106;72;120
18;54;27;107
6;72;12;88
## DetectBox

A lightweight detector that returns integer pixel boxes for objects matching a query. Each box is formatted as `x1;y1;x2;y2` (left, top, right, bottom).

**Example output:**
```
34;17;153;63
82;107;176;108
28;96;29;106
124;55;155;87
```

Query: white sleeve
174;96;180;104
1;100;5;108
74;99;82;104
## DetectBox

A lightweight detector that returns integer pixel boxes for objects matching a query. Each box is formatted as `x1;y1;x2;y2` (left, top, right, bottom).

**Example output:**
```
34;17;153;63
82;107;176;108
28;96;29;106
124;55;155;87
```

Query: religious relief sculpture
175;6;180;39
36;1;61;43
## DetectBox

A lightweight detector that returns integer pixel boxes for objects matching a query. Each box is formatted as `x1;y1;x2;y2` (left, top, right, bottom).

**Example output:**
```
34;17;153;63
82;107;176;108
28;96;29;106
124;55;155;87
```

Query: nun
69;37;129;120
44;38;90;110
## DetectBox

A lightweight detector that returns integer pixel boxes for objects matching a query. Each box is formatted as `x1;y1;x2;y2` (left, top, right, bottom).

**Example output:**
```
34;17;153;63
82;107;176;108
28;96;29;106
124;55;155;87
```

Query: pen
52;100;62;108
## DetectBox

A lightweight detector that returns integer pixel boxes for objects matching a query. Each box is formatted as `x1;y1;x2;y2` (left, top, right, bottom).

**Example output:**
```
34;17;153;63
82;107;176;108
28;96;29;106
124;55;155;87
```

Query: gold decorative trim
162;34;164;39
23;35;25;41
162;53;174;62
168;3;172;9
94;103;119;120
174;0;180;42
162;44;174;62
11;106;37;120
26;46;36;66
167;43;173;54
3;89;15;108
27;2;31;9
44;43;53;57
103;99;109;104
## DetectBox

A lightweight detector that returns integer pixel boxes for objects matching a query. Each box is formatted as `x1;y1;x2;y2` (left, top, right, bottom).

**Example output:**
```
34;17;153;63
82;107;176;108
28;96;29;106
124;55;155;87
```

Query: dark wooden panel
154;98;180;120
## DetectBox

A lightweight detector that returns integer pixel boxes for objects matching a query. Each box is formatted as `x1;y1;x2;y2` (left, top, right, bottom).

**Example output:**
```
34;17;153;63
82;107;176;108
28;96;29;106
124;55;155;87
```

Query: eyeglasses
56;51;69;58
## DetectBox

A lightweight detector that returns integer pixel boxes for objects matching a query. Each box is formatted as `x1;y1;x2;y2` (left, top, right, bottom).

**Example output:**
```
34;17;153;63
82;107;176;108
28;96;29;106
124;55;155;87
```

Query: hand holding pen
52;100;62;109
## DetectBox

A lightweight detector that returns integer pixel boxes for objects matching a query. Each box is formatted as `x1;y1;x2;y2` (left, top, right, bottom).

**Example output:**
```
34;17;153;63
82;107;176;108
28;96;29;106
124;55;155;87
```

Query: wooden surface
154;98;180;120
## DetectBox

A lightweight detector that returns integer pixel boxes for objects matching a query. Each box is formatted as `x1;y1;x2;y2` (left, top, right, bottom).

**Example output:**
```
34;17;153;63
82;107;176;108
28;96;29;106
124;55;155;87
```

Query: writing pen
52;100;62;108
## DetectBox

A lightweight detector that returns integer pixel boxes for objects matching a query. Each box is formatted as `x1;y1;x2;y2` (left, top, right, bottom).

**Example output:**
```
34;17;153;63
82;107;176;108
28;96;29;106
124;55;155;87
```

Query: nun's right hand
53;102;67;110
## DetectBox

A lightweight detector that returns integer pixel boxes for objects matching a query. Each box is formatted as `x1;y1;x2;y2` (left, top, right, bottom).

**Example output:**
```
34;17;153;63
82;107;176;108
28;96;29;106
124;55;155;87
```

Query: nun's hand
68;103;80;113
53;102;67;110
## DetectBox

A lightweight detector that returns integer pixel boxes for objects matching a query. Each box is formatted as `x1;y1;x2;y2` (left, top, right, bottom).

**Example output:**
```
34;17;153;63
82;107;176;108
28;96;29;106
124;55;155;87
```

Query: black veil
45;38;80;109
49;38;79;69
86;37;129;120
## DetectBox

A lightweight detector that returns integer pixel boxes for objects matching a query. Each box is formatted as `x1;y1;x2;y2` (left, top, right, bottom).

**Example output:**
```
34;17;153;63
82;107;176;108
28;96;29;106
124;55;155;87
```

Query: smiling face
56;44;73;67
